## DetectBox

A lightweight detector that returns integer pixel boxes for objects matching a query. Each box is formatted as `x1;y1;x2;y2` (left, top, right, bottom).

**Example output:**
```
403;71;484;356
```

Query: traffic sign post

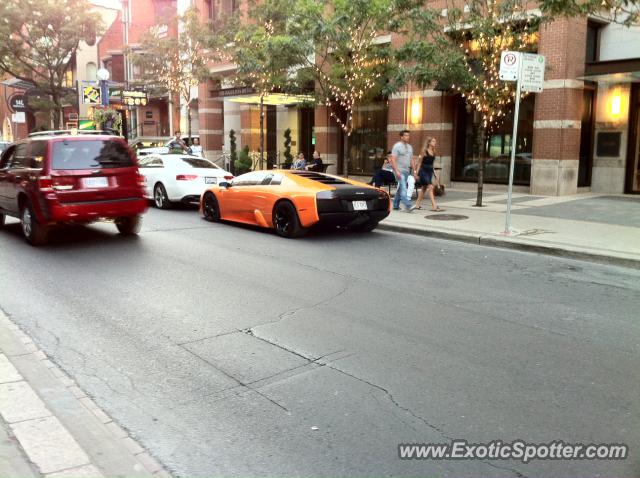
499;51;545;235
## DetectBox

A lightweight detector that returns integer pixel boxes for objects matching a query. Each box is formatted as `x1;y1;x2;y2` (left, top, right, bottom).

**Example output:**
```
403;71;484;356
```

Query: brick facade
196;2;638;195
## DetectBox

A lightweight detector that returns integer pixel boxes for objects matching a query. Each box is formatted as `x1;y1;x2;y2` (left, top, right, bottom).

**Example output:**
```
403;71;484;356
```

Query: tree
291;0;455;177
214;0;309;168
283;128;293;167
0;0;102;128
229;129;238;174
430;0;542;206
130;7;210;141
235;145;252;174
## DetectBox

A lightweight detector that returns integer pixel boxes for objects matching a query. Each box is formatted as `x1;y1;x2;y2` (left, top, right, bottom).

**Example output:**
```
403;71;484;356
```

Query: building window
348;101;388;175
453;95;535;185
586;21;602;63
86;62;97;81
63;70;74;88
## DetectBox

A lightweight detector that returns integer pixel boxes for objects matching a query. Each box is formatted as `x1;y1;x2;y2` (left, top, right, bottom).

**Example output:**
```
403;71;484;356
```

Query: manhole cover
425;214;469;221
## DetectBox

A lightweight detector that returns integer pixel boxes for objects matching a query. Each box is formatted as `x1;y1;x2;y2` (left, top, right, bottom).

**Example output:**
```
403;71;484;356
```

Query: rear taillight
137;173;146;187
38;176;53;192
51;176;75;191
224;175;234;180
176;174;198;181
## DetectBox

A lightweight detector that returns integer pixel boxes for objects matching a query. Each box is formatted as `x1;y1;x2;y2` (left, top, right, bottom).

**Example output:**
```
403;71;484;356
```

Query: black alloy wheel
273;201;306;238
154;183;171;209
202;193;221;222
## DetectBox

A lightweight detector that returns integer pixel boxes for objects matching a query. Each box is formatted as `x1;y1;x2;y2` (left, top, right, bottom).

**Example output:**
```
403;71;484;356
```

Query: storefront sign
596;132;622;157
12;112;26;123
217;86;256;98
83;85;101;104
121;90;148;106
8;93;27;113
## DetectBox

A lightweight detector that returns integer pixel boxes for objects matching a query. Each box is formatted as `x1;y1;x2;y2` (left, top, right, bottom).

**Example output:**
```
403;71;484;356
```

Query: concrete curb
0;311;172;478
378;223;640;270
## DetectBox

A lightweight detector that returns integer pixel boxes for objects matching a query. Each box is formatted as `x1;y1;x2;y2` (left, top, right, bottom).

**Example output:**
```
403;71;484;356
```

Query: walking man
390;129;416;211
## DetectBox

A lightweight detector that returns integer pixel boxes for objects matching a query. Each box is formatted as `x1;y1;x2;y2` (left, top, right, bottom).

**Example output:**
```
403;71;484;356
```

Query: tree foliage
443;0;541;132
0;0;103;127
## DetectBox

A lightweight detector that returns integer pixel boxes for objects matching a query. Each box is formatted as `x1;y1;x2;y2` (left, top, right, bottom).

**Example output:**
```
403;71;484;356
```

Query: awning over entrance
224;92;315;106
579;58;640;83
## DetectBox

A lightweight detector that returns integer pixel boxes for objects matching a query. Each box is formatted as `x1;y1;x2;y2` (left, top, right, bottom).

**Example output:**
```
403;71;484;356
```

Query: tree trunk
259;95;265;170
51;93;63;130
186;103;192;146
475;124;486;207
342;130;349;178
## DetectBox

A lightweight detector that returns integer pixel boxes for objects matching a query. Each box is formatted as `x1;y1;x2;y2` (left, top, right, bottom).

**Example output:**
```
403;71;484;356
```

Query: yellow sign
83;86;101;104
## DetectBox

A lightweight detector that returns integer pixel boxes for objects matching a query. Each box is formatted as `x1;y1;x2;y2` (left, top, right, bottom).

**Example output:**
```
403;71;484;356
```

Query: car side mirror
219;181;231;188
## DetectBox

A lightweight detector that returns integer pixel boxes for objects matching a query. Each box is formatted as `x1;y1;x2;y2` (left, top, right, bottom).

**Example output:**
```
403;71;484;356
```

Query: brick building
97;0;180;139
194;2;640;195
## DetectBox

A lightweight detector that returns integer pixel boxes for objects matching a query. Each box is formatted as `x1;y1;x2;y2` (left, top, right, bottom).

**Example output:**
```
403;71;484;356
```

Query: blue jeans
393;170;413;209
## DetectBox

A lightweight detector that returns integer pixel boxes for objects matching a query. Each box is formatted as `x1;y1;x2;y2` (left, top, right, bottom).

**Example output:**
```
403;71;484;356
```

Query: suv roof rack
28;129;120;138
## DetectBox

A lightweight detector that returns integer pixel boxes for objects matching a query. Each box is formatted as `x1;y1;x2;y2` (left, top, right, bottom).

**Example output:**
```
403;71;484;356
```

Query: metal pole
505;52;523;235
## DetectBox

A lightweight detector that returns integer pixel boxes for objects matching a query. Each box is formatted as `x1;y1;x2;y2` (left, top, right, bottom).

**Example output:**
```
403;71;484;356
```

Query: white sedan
138;154;233;209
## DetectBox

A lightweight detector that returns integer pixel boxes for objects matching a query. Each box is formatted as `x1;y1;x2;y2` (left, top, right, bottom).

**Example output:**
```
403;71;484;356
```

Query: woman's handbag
433;169;445;197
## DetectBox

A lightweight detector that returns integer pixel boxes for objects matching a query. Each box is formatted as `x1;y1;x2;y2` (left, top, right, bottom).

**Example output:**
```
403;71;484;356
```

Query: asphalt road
1;207;639;478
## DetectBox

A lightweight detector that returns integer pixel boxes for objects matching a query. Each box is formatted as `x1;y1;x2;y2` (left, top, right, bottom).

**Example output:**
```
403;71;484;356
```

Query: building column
388;87;455;186
531;17;587;196
314;105;340;174
198;82;224;162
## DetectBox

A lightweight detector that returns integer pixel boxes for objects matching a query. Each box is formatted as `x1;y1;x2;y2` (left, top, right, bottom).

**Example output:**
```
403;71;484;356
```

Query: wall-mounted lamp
410;97;422;124
611;90;622;117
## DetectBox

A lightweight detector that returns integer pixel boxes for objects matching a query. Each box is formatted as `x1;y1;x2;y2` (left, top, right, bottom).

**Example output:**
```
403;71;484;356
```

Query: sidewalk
378;189;640;269
0;311;171;478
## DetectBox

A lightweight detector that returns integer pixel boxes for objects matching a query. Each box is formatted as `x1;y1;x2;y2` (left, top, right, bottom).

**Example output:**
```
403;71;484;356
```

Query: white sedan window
178;157;219;169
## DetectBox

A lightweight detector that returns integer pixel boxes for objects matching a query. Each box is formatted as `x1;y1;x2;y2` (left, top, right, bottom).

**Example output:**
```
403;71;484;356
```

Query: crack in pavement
177;343;290;412
247;330;529;478
248;279;353;333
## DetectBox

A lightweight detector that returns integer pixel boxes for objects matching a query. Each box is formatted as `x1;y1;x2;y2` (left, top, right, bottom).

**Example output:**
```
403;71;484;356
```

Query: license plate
205;177;217;184
352;200;368;211
83;177;108;188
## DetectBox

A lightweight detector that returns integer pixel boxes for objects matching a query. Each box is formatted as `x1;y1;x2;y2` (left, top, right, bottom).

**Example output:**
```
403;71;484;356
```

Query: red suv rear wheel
21;202;49;246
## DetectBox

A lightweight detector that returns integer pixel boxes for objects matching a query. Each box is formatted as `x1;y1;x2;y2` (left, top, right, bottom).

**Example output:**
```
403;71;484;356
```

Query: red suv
0;132;147;245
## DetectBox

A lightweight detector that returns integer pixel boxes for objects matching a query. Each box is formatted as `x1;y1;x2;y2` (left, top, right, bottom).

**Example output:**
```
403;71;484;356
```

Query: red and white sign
499;51;520;81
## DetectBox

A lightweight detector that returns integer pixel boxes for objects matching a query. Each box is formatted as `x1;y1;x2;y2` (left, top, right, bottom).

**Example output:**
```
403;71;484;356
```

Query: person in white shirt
190;137;203;158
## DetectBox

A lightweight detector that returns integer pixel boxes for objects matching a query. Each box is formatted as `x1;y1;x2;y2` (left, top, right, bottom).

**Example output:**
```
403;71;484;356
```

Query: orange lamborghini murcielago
199;170;391;237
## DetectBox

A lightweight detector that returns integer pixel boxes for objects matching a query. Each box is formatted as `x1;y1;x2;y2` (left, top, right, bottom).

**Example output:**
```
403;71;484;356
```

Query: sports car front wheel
202;192;221;222
273;201;307;238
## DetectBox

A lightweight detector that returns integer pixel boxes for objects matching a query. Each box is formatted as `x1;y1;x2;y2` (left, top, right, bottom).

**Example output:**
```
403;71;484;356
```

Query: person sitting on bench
368;151;395;187
306;150;324;172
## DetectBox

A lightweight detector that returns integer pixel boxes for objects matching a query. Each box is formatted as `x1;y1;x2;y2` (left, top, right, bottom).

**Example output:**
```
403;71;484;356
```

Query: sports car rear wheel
202;192;221;222
274;201;307;238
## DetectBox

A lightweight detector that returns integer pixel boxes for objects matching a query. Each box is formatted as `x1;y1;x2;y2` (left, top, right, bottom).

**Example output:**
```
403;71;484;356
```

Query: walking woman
413;137;442;212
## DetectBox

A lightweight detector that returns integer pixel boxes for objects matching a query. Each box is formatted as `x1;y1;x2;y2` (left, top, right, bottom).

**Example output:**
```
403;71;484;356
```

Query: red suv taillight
176;174;198;181
38;176;53;192
137;173;146;187
224;175;234;180
51;176;75;191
